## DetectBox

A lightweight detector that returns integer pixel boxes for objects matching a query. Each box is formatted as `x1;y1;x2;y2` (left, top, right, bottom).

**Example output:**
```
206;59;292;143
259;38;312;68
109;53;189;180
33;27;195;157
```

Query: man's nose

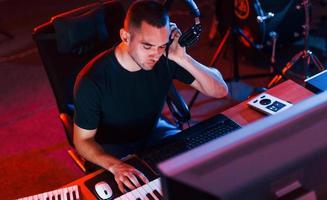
150;47;164;57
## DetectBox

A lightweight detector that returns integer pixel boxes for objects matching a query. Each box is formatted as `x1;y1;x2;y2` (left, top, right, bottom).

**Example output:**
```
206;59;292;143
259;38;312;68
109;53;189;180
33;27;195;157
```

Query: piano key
146;193;156;200
118;184;153;200
67;187;72;200
135;180;159;200
58;189;64;200
17;186;80;200
47;191;54;200
135;186;150;200
152;190;163;200
151;179;162;194
130;188;144;199
72;185;80;200
147;179;163;200
52;190;58;200
115;178;163;200
62;187;68;200
142;183;157;200
42;192;49;200
123;191;135;200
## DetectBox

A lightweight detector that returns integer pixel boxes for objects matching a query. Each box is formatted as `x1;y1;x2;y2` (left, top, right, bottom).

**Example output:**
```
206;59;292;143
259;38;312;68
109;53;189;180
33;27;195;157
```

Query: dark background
0;0;326;199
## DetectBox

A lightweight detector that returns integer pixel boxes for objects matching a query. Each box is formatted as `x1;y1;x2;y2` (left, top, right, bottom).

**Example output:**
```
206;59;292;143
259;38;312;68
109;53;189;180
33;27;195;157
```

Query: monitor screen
158;91;327;200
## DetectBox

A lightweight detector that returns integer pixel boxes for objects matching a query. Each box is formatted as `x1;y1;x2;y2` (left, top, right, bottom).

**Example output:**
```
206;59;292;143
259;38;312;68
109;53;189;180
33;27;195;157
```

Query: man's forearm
176;54;228;98
74;138;122;171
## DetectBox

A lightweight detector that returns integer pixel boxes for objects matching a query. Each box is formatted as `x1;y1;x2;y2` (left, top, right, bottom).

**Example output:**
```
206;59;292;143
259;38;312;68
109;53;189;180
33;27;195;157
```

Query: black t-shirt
74;48;194;144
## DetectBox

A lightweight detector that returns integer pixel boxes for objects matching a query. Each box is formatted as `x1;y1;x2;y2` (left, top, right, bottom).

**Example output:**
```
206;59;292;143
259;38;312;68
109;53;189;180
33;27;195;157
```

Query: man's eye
143;45;151;50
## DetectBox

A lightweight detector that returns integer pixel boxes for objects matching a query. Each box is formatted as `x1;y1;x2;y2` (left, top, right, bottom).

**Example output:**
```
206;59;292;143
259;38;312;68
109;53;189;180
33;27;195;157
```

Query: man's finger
117;180;125;193
126;173;141;187
134;170;149;184
120;176;136;191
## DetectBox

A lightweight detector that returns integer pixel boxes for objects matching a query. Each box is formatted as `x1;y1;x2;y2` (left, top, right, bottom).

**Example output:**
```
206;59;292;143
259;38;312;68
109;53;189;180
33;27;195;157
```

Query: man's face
127;21;170;70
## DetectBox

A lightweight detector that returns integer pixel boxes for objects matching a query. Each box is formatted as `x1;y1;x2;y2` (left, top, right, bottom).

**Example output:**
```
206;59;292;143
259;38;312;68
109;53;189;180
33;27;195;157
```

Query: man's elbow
213;83;229;98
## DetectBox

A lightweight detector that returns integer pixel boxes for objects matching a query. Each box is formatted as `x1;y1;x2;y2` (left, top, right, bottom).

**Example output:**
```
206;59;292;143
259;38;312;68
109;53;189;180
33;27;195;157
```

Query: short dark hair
124;0;169;31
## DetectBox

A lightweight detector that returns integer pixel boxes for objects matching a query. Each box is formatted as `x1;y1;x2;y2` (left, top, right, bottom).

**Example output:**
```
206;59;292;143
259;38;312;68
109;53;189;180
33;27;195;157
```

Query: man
73;0;228;193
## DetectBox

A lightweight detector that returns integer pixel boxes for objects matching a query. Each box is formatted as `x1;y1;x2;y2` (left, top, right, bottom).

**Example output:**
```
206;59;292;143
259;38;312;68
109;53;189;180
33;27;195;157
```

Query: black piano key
153;189;164;200
146;193;156;200
66;192;71;200
72;191;77;200
136;198;141;200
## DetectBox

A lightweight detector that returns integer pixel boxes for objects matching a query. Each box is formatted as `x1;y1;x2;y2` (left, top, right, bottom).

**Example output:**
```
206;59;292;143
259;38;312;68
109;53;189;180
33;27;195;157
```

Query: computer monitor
158;91;327;200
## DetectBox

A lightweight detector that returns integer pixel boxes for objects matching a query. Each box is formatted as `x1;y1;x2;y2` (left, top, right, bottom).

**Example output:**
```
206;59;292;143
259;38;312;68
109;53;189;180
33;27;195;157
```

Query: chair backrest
33;0;125;117
33;0;191;143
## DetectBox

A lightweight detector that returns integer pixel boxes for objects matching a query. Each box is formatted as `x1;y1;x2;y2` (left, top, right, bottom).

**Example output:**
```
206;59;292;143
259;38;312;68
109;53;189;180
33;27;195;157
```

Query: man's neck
114;43;141;72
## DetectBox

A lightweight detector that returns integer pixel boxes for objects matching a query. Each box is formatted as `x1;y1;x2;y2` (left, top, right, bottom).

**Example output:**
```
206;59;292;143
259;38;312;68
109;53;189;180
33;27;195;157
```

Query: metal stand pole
268;0;325;88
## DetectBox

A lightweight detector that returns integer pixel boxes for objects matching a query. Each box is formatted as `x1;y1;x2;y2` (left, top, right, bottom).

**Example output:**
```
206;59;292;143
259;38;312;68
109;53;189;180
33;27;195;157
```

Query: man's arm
168;23;228;98
178;55;228;98
73;124;149;192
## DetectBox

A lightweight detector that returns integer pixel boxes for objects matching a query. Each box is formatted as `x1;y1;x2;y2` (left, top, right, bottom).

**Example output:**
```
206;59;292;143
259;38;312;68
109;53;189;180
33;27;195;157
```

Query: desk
223;80;314;126
66;80;314;199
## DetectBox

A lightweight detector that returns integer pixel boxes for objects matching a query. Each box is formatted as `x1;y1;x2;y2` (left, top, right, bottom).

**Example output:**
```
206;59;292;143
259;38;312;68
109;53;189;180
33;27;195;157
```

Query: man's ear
120;28;130;46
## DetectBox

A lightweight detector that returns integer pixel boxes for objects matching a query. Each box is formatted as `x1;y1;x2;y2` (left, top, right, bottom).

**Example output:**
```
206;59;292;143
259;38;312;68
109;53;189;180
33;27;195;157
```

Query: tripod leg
268;51;304;88
209;27;232;66
268;75;283;88
310;53;325;72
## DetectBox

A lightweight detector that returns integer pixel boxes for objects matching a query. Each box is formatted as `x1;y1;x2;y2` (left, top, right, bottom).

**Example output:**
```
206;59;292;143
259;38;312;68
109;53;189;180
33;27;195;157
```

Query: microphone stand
268;0;325;87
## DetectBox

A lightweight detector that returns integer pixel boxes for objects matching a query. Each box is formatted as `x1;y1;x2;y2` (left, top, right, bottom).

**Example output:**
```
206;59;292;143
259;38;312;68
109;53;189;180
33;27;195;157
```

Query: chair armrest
59;112;74;147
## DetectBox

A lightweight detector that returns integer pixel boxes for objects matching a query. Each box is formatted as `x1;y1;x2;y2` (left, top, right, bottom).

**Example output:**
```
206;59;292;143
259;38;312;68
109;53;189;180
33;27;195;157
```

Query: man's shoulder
79;48;115;77
87;48;115;71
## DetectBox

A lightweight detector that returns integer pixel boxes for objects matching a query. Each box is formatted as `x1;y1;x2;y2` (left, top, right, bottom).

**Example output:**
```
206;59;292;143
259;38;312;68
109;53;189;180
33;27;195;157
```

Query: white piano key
63;187;69;200
69;186;74;199
37;194;43;200
135;186;150;200
42;192;49;200
125;191;136;200
147;178;163;200
130;188;143;200
72;185;80;200
47;191;54;200
142;184;159;200
17;185;80;200
114;179;164;200
67;187;72;200
53;190;59;200
118;191;134;200
152;178;162;194
58;189;64;200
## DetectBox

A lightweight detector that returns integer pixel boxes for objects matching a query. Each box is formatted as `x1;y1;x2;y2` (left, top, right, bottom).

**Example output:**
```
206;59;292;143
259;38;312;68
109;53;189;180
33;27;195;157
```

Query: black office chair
32;0;190;173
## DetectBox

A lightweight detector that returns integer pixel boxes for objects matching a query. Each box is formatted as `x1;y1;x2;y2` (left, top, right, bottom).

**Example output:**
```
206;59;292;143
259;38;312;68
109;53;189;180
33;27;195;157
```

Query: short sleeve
168;59;195;84
73;77;101;130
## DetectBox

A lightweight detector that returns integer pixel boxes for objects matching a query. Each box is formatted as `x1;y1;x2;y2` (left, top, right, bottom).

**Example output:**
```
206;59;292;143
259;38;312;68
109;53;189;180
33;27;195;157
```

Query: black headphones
164;0;202;48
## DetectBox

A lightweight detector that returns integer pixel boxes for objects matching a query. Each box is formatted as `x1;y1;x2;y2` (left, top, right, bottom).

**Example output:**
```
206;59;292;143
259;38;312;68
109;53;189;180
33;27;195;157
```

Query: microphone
184;0;200;18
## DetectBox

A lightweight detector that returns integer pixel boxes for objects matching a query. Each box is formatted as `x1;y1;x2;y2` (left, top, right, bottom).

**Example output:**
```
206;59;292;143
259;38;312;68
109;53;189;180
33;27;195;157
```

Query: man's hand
108;161;149;193
165;22;187;63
